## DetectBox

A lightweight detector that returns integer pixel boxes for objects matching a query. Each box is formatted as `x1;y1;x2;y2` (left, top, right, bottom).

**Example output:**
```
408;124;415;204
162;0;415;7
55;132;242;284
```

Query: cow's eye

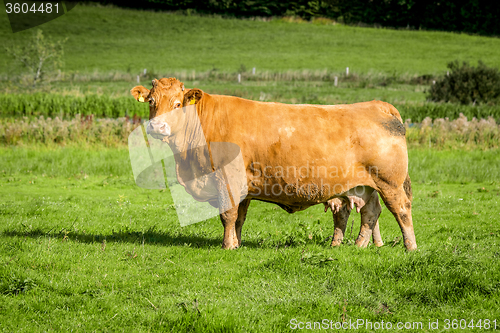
149;98;155;105
174;102;181;109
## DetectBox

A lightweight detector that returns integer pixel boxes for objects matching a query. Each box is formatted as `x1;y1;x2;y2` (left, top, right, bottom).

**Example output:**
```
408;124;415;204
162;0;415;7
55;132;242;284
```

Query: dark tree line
96;0;500;36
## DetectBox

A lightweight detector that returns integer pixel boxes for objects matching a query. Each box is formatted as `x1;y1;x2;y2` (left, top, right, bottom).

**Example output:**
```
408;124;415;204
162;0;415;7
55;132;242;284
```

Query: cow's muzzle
147;120;171;137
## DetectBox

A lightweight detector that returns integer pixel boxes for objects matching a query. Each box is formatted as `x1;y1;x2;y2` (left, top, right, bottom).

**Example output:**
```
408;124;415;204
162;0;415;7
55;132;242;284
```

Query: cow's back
197;95;408;202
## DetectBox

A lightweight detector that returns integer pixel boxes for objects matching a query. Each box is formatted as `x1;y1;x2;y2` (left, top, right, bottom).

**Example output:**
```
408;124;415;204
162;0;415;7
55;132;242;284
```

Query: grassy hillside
2;4;500;120
1;4;500;76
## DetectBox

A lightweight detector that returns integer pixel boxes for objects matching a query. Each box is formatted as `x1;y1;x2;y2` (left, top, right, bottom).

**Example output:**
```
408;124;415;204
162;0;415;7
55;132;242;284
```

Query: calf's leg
330;203;351;247
328;188;384;248
371;220;384;247
355;190;382;248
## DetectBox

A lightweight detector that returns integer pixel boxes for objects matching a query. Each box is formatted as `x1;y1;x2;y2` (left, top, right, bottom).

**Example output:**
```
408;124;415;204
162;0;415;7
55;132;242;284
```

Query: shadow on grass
1;228;267;249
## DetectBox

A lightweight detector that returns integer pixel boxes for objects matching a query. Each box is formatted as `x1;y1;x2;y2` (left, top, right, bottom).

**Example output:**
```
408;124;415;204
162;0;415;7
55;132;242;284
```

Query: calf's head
130;78;186;138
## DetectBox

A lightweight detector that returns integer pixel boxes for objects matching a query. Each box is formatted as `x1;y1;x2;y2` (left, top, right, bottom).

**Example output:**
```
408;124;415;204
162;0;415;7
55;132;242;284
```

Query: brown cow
131;78;416;250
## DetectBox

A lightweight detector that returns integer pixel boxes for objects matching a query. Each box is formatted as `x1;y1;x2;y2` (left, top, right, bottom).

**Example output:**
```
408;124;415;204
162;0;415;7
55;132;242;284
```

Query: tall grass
0;116;140;147
1;113;499;149
405;113;500;149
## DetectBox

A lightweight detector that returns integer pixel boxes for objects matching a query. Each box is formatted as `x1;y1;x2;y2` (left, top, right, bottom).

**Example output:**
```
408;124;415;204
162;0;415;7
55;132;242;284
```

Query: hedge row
395;103;500;123
0;93;149;119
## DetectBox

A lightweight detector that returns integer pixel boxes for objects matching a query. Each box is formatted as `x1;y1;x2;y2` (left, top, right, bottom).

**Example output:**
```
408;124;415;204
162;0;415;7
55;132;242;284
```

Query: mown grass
0;147;500;331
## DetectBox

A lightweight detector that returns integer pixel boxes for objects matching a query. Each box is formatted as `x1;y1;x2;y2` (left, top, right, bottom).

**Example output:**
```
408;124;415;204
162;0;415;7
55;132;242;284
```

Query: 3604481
443;319;497;330
5;2;59;14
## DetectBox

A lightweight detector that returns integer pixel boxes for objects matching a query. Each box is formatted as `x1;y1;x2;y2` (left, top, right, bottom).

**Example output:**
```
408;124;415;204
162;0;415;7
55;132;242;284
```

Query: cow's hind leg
355;190;382;248
235;199;251;247
330;203;351;247
377;183;416;251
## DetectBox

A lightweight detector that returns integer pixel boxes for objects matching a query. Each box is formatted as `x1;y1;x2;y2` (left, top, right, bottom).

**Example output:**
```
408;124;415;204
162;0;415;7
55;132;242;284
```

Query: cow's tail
403;172;412;202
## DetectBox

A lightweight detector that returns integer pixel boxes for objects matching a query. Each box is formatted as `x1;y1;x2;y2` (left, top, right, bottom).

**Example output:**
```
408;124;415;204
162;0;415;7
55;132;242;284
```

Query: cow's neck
164;106;206;155
162;105;214;196
195;94;227;143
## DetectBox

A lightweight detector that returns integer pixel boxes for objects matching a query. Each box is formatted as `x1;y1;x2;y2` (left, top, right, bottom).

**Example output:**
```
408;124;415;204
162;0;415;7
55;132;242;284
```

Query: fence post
252;67;256;75
346;67;349;76
334;76;338;87
238;73;241;83
137;75;140;83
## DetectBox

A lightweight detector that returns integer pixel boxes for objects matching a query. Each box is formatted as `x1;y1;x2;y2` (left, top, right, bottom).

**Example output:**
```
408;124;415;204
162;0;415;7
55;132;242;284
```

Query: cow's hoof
330;239;343;247
222;245;239;250
404;240;417;251
222;242;239;250
355;237;369;248
373;241;384;247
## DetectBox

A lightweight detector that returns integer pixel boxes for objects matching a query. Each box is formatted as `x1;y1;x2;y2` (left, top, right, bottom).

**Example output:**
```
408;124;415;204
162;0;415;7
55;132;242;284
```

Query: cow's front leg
216;169;242;250
220;205;240;249
220;200;251;249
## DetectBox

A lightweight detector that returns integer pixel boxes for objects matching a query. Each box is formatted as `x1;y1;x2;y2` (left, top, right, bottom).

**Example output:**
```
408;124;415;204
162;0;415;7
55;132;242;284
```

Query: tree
5;29;67;88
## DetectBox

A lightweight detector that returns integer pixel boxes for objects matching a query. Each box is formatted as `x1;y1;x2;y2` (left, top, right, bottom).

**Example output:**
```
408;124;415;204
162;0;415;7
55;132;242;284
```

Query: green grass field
1;147;500;331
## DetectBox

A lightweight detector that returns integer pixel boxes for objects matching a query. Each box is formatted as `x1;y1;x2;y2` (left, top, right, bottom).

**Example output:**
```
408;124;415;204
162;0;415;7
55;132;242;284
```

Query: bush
427;61;500;105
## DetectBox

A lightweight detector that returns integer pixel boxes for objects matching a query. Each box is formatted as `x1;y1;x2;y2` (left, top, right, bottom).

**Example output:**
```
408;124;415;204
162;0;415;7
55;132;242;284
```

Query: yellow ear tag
189;98;196;105
139;96;144;102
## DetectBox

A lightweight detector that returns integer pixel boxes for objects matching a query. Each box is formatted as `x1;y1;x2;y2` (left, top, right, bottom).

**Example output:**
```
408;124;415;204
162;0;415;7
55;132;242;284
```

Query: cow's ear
183;88;203;106
130;85;149;102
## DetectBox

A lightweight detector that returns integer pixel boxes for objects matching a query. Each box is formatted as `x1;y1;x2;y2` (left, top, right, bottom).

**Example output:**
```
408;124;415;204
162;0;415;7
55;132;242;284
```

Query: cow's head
130;78;186;138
